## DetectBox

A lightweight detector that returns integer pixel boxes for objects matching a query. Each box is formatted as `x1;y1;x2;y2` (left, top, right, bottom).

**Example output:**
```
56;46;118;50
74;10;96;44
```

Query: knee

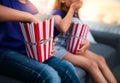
85;60;98;70
61;60;75;72
59;60;80;83
44;71;61;83
36;65;61;83
98;56;106;64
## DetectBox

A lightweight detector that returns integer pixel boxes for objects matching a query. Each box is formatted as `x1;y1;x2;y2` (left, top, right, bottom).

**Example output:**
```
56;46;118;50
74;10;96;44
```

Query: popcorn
20;17;54;62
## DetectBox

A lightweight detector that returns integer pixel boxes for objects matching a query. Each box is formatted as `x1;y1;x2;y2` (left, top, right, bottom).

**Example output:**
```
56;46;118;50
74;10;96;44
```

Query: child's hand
71;0;83;12
50;42;55;56
28;13;40;23
21;13;40;23
76;40;90;55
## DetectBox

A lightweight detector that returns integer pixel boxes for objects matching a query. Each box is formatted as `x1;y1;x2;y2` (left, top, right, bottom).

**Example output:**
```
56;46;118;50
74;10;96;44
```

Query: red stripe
24;24;35;59
71;23;78;53
25;45;31;58
43;21;46;60
74;24;85;53
34;23;42;62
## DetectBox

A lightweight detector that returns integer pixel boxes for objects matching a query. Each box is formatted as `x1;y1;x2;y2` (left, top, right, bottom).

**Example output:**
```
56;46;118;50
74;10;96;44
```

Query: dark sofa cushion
75;67;86;83
89;43;117;70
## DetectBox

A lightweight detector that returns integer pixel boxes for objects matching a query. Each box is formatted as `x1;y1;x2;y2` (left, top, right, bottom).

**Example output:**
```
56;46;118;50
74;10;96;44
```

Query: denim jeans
44;56;81;83
0;50;81;83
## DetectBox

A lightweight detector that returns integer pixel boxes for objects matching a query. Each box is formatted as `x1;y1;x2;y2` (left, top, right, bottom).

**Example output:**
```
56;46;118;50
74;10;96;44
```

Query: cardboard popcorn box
20;17;54;62
66;19;89;54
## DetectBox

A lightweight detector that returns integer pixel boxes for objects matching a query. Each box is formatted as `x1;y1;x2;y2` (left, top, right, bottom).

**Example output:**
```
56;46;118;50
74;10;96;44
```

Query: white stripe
31;23;38;61
40;22;44;62
20;23;33;58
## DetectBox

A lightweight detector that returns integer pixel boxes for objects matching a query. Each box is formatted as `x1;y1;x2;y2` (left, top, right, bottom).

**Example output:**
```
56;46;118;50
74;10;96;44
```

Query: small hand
75;40;90;55
76;46;86;55
29;13;40;23
71;0;83;12
50;42;55;56
21;13;40;23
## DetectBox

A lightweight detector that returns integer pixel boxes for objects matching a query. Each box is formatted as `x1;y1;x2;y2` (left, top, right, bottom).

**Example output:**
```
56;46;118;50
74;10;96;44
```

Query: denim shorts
54;33;69;59
54;45;68;59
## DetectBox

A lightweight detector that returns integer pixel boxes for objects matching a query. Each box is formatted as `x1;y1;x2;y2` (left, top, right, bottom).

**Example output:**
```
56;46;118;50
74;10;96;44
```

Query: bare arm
0;5;39;22
54;7;75;33
54;0;82;33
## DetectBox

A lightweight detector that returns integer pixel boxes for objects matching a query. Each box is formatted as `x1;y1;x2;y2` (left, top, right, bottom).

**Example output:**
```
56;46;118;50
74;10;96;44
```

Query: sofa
76;30;120;83
75;21;120;83
0;21;120;83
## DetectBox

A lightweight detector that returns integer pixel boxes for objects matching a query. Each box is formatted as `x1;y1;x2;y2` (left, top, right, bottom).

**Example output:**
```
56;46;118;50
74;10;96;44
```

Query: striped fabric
20;17;54;62
66;23;89;54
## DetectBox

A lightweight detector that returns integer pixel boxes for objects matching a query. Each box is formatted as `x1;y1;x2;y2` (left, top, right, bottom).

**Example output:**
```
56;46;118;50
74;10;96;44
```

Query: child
0;0;81;83
52;0;117;83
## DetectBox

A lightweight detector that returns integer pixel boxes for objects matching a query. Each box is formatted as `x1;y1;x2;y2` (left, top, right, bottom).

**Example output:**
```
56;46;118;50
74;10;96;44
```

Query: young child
52;0;117;83
0;0;81;83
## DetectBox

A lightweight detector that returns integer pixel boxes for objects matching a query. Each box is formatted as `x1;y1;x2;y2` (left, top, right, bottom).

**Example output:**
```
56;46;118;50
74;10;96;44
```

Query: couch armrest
90;30;120;52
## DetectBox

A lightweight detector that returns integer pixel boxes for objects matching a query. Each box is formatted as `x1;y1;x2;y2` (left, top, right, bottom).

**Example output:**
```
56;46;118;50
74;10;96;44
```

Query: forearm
0;5;38;22
54;0;82;33
57;7;75;33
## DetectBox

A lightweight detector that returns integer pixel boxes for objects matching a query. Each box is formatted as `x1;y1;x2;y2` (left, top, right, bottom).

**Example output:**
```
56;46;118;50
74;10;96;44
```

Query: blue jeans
0;50;81;83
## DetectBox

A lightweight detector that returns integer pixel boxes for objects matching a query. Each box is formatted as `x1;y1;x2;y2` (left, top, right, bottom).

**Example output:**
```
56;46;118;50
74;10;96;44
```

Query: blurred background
30;0;120;24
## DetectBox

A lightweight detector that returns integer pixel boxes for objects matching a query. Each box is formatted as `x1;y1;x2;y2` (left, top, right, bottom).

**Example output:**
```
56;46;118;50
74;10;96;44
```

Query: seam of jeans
48;60;77;83
0;50;10;59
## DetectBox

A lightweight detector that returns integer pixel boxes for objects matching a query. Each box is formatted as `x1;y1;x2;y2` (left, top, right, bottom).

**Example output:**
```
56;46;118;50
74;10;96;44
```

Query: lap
54;45;68;59
44;54;81;83
0;50;60;83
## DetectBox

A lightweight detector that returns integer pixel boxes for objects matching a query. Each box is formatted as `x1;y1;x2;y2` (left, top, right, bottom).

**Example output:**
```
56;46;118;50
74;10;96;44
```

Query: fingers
51;49;55;56
53;42;55;46
76;47;86;55
71;0;83;11
51;42;56;56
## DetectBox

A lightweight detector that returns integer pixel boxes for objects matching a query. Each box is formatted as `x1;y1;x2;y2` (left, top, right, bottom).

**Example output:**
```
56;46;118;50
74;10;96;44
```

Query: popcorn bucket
66;21;89;54
20;17;54;62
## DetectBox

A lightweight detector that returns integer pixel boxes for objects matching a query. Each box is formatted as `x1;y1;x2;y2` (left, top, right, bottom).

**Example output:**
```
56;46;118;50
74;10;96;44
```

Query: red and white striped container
66;22;89;54
20;17;54;62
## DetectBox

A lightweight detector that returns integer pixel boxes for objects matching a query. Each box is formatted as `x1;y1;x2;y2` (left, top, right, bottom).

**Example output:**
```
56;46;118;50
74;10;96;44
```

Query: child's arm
0;5;39;22
54;0;82;33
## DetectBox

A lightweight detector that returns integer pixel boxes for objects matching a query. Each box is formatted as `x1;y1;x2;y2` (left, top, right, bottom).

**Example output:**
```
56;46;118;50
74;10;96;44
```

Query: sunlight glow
29;0;120;24
29;0;55;13
80;0;120;24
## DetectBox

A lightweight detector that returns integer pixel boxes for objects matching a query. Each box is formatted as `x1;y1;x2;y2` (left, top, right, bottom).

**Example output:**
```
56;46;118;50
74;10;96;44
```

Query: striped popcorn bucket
20;17;54;62
66;22;89;54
